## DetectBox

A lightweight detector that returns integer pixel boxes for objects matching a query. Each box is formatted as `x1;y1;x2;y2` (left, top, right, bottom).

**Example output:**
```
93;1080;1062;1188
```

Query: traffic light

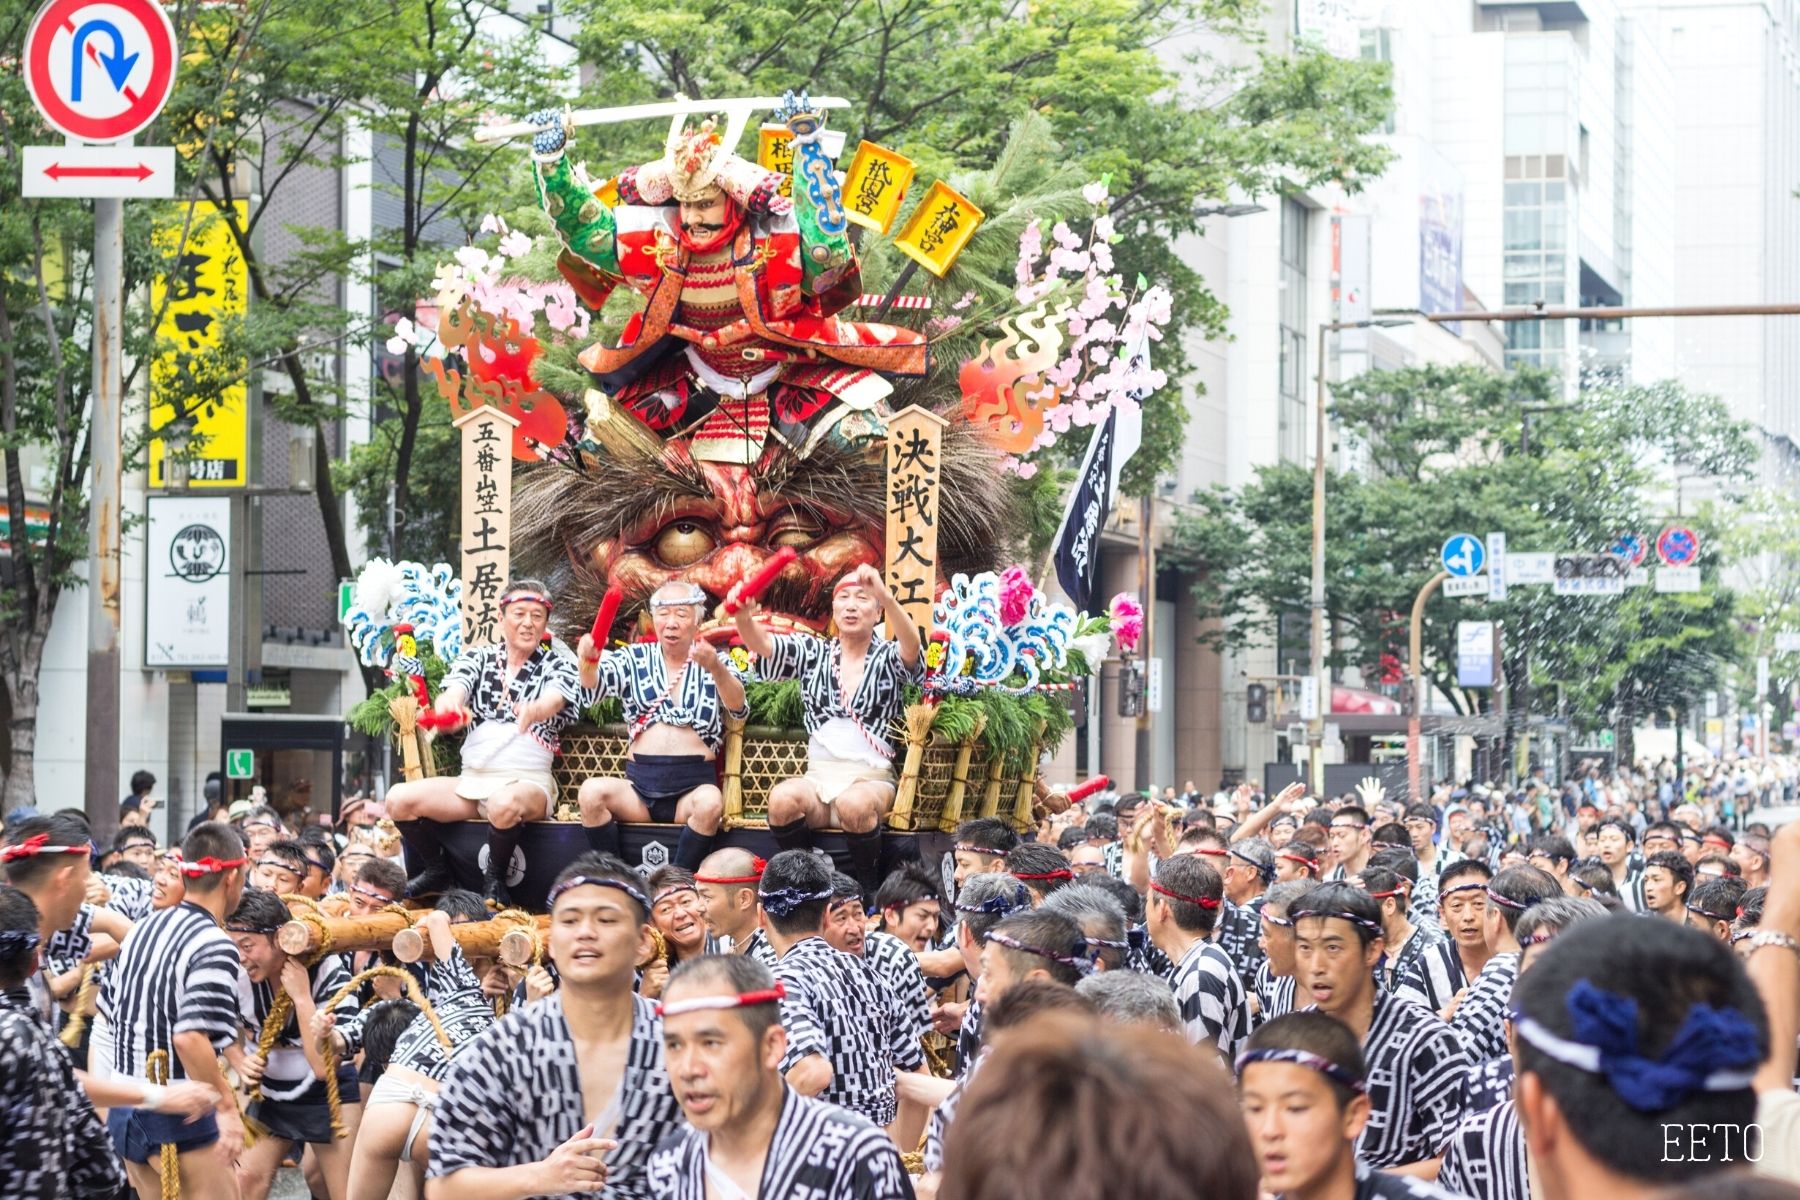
1247;682;1268;724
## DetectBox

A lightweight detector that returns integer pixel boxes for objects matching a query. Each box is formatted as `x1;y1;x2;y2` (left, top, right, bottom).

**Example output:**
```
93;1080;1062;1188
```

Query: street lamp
157;412;197;492
1193;202;1268;219
1309;312;1418;795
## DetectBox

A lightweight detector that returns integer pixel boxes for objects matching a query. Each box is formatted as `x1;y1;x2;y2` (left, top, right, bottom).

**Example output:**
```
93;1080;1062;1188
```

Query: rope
59;964;97;1049
318;965;451;1141
247;989;296;1102
492;908;545;967
146;1050;179;1200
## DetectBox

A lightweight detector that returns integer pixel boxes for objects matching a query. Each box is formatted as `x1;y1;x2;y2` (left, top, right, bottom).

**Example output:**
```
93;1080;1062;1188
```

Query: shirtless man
731;565;922;899
576;581;748;872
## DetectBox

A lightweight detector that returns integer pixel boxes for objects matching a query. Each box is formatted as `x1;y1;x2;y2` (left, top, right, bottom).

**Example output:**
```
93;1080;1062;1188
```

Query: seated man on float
389;579;581;905
574;580;747;872
730;563;921;899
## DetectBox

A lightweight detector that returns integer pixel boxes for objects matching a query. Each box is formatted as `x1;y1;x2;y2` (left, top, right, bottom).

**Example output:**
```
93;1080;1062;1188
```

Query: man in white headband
388;577;582;905
731;563;921;901
647;955;912;1200
576;579;747;872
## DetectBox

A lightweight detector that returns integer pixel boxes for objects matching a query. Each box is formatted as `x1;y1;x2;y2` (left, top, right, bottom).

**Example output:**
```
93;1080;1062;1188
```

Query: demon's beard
512;418;1021;642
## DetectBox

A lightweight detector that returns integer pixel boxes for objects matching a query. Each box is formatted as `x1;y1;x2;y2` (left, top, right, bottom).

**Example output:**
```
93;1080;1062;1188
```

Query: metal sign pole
85;195;124;840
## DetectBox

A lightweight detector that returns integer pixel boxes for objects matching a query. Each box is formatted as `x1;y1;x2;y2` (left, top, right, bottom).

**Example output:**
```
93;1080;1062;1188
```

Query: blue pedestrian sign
1441;533;1486;578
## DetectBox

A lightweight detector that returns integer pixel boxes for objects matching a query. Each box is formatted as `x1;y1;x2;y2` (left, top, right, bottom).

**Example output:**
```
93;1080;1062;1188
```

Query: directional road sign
1656;525;1700;569
23;0;179;143
22;143;174;197
1441;533;1486;578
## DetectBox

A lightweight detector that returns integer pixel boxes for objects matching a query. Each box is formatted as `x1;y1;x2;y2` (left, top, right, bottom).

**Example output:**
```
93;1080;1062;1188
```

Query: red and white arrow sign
22;144;174;198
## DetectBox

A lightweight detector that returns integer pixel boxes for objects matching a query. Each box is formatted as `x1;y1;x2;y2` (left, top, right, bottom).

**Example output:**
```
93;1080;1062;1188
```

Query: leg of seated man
387;776;478;895
833;782;894;902
768;778;827;851
671;785;724;870
577;776;644;860
478;782;549;905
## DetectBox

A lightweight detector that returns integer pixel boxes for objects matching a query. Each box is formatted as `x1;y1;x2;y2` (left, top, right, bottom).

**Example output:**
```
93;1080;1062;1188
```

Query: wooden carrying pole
278;908;414;958
391;912;550;968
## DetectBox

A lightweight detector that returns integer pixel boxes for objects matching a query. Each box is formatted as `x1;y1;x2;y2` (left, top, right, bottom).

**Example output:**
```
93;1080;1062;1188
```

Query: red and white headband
180;855;247;878
657;982;786;1019
695;857;766;886
1;834;90;863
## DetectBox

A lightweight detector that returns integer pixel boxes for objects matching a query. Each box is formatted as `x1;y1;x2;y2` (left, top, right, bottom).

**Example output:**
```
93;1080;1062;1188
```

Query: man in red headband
2;813;128;1031
99;821;249;1199
695;848;777;968
1146;855;1250;1061
388;577;582;904
648;955;912;1200
732;563;922;901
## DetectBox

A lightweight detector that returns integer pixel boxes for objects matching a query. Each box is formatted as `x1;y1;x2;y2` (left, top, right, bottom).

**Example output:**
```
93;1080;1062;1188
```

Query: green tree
1166;364;1756;750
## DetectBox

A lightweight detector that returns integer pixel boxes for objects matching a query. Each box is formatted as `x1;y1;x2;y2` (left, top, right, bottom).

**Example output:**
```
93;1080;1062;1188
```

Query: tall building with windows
1072;0;1702;794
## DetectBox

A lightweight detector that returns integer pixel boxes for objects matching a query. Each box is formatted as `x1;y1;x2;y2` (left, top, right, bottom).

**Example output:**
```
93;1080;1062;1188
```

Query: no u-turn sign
23;0;178;144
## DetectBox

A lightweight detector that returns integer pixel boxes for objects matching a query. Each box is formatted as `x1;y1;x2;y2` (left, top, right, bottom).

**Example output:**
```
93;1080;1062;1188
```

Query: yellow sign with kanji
893;181;985;278
149;200;249;488
842;141;915;235
883;404;947;643
757;124;795;198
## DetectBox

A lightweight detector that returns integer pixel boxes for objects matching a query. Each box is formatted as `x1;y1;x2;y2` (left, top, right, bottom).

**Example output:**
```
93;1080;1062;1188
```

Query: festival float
345;93;1167;906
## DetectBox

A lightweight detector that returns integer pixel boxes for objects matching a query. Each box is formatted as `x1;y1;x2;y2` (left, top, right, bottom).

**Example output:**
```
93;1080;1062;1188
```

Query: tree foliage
1165;364;1756;731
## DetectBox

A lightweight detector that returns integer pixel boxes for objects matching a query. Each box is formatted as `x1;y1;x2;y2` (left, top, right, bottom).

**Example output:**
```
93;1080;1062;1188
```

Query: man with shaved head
695;848;777;968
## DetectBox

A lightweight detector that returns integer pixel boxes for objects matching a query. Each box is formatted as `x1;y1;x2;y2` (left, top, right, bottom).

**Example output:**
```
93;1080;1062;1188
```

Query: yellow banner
842;141;915;235
757;124;795;198
150;201;249;488
892;181;985;278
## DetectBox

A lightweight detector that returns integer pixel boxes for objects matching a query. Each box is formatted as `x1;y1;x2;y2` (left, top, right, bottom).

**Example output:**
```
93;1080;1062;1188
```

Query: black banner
1053;410;1118;612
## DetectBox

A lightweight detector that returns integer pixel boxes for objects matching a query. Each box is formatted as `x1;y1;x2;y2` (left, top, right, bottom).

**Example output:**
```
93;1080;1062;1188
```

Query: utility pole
1407;570;1451;803
85;197;124;843
1310;314;1415;796
1134;493;1153;792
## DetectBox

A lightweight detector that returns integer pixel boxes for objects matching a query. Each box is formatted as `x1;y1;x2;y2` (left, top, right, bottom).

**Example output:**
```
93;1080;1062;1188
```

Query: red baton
417;710;467;732
1067;775;1111;804
588;586;625;653
724;548;798;616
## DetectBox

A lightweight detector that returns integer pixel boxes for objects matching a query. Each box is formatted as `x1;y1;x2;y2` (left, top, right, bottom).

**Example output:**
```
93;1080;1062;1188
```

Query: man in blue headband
429;853;683;1200
1238;1011;1465;1199
1512;917;1768;1200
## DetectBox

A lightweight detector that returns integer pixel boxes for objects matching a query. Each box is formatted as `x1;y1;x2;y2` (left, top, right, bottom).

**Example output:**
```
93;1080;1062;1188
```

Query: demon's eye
653;519;717;566
769;510;825;549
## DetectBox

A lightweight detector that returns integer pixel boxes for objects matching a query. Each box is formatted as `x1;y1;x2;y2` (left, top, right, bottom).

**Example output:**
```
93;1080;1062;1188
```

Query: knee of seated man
689;787;724;820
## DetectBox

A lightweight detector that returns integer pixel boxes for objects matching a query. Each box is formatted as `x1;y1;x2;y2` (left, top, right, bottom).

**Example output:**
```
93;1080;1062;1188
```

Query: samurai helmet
630;116;782;212
665;119;727;203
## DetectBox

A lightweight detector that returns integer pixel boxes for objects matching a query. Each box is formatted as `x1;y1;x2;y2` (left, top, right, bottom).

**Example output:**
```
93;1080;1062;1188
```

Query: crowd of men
3;752;1799;1200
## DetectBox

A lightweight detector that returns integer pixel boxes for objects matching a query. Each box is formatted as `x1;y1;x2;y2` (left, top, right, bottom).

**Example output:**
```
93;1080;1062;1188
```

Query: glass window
1505;182;1542;206
1505;208;1542;251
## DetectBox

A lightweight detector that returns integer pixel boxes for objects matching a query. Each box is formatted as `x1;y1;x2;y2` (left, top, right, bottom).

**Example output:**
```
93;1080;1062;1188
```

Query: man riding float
388;580;582;905
574;580;748;872
730;564;922;900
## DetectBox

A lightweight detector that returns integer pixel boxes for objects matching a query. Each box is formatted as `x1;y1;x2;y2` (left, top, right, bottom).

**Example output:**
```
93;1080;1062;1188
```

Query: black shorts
246;1068;359;1146
108;1107;218;1164
626;754;717;821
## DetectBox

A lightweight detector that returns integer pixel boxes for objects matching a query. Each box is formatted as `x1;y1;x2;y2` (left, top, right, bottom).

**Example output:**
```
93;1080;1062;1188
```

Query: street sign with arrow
22;144;174;198
20;0;178;198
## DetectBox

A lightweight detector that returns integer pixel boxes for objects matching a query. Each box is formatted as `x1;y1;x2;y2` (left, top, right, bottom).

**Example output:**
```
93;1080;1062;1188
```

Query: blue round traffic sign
1656;525;1699;568
1441;534;1486;578
1611;532;1647;568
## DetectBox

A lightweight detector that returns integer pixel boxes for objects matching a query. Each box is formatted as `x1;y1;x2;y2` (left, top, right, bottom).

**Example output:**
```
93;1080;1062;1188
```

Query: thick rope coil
492;907;545;967
145;1050;179;1200
318;965;452;1140
59;964;98;1048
